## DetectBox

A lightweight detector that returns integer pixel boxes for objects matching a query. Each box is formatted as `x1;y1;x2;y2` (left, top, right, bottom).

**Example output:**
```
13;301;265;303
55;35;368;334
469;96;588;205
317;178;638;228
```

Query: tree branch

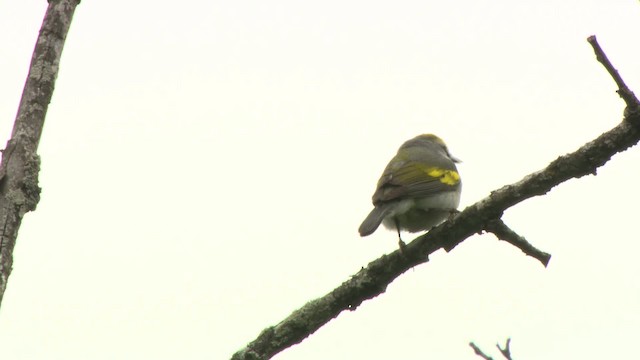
231;37;640;360
497;338;513;360
469;342;494;360
587;35;640;109
470;338;514;360
485;219;551;267
0;0;81;307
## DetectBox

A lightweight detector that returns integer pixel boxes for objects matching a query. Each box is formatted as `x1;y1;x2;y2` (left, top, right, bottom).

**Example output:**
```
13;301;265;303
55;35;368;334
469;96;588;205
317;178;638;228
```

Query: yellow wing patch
425;167;460;186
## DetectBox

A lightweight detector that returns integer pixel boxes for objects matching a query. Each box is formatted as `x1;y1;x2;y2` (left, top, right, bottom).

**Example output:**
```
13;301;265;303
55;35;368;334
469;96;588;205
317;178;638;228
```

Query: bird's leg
395;217;407;253
447;208;460;221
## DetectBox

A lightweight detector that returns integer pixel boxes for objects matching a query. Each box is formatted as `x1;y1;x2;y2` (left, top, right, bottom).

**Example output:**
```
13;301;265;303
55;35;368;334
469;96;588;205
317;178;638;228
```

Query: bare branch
470;338;514;360
587;35;640;109
0;0;81;306
485;219;551;267
496;338;513;360
231;39;640;359
470;342;495;360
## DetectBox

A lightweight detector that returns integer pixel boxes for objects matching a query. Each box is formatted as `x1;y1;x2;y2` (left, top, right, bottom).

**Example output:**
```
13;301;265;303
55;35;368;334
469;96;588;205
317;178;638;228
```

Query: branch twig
485;220;551;267
470;342;494;360
470;338;514;360
587;35;640;109
497;338;513;360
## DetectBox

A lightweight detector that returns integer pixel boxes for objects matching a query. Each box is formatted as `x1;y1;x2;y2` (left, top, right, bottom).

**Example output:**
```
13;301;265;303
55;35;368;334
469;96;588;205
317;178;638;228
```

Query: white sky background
0;1;639;359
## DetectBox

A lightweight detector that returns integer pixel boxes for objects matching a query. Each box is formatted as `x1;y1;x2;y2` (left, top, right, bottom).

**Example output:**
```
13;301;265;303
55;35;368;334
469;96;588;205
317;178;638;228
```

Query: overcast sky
0;1;639;359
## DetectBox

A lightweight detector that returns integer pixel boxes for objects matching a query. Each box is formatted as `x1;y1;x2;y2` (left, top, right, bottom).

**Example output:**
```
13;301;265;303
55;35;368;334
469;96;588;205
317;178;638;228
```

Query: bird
358;134;462;245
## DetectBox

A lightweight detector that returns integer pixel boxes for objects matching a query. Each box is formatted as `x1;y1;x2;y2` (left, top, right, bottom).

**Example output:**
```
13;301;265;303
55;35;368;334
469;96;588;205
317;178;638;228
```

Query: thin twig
469;342;494;360
587;35;640;109
485;219;551;267
496;338;513;360
470;339;514;360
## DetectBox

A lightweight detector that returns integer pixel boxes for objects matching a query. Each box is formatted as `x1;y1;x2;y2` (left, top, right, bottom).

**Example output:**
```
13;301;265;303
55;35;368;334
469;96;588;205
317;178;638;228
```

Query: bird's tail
358;204;393;236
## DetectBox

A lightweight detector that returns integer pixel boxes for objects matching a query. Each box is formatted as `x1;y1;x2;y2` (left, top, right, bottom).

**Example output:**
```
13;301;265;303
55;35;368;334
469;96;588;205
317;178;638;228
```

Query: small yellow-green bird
358;134;462;241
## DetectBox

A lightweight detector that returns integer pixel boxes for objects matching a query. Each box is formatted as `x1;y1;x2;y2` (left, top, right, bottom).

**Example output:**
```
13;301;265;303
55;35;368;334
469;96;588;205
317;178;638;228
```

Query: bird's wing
372;159;460;204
